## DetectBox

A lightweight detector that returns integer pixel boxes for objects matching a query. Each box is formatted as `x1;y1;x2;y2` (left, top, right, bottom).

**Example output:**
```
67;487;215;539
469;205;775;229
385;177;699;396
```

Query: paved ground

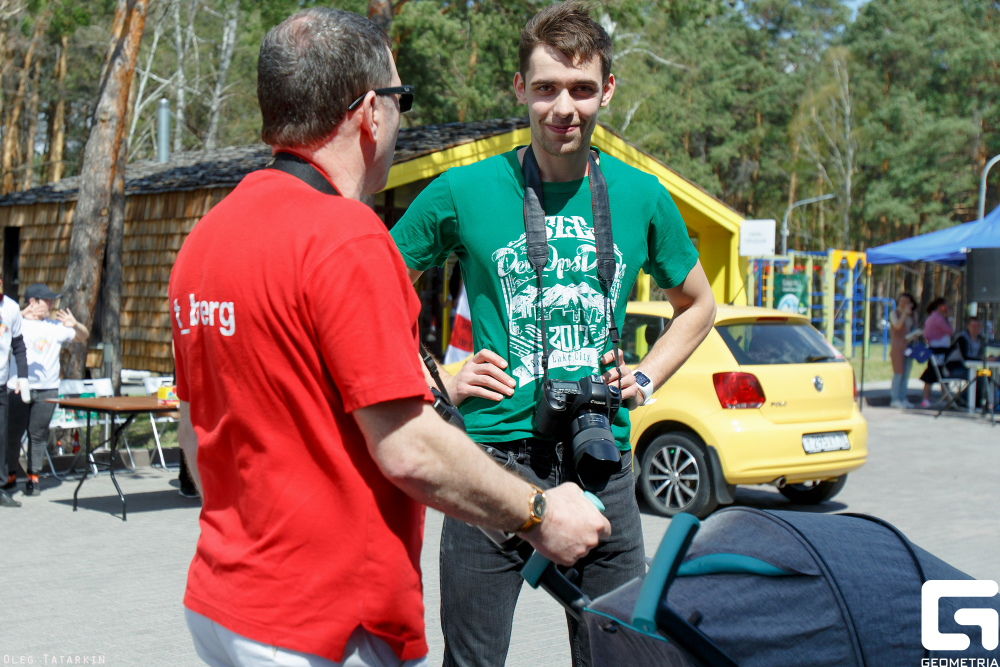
1;383;997;665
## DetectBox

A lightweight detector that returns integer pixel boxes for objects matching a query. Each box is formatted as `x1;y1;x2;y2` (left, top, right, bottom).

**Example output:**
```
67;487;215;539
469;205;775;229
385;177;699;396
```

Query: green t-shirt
392;148;698;448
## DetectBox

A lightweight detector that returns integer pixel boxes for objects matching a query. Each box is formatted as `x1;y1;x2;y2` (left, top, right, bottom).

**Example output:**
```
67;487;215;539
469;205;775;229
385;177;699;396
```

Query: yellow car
623;300;868;517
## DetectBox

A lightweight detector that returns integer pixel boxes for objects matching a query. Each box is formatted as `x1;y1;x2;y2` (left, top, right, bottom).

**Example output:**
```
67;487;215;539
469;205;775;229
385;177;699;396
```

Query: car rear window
717;320;844;365
621;314;668;364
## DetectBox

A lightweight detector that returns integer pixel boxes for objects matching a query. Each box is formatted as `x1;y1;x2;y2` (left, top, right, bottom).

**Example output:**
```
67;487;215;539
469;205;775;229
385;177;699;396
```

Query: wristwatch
516;487;547;533
633;370;657;406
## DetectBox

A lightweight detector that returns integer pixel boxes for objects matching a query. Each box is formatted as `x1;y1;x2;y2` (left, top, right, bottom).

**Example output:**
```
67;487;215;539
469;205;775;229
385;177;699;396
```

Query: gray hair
258;8;392;147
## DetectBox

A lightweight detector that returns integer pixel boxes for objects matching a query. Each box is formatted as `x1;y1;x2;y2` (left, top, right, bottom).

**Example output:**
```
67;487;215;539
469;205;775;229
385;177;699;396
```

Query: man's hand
21;302;44;320
451;349;516;405
599;348;647;408
519;482;611;566
53;308;78;328
53;308;89;342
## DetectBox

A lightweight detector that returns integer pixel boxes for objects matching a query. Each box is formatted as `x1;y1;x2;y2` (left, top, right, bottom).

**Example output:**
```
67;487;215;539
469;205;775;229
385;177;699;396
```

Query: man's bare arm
602;261;717;403
354;398;609;566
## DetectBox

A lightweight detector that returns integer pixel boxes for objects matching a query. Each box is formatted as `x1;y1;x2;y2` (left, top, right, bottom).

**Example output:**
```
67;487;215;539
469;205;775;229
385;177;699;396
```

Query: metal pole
979;154;1000;221
780;193;837;255
157;98;171;163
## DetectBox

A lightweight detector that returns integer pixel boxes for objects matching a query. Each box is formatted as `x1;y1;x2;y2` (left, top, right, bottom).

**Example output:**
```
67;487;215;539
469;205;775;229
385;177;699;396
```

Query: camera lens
570;412;621;491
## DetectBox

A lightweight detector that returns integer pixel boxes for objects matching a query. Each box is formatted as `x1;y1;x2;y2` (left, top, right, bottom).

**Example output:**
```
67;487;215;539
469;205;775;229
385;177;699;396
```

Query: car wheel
778;475;847;504
638;432;719;518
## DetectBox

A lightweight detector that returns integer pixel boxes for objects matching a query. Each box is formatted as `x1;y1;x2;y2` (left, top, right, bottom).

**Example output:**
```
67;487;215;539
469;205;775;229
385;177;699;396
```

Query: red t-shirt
169;165;433;661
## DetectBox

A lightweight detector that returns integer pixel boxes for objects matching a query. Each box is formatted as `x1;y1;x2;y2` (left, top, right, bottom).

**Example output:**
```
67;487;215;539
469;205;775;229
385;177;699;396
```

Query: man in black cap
7;283;88;496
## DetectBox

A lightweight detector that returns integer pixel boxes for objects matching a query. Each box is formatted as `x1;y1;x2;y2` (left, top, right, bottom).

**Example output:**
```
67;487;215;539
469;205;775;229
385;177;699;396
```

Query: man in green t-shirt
391;2;716;665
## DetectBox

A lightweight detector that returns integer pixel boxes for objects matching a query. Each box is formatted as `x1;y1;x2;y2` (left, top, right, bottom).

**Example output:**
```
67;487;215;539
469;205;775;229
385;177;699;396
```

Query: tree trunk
368;0;409;34
20;57;42;190
127;5;166;151
1;13;47;194
62;0;147;378
102;136;127;392
368;0;393;34
204;0;239;150
171;1;188;153
48;34;69;183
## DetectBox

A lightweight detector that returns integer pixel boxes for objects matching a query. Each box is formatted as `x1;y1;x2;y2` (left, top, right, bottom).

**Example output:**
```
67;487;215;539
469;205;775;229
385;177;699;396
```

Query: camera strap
421;344;452;398
267;152;340;196
521;146;621;379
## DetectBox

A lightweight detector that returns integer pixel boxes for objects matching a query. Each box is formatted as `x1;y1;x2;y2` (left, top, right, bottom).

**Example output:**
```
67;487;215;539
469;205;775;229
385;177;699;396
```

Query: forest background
0;0;997;302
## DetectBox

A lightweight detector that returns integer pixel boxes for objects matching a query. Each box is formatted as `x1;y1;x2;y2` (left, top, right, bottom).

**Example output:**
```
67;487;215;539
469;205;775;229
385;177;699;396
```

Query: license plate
802;432;850;454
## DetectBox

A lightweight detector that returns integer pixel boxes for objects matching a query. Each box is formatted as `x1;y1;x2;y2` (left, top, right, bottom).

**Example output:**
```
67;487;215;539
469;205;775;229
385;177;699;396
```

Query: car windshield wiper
805;354;838;363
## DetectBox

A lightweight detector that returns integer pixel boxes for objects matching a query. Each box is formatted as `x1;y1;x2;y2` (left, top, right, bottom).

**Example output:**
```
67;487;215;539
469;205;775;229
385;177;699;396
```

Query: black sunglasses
347;85;414;113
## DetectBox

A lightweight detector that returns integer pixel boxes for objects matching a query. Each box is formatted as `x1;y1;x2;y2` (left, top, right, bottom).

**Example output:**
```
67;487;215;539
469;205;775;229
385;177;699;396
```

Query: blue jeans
891;357;913;404
439;440;645;667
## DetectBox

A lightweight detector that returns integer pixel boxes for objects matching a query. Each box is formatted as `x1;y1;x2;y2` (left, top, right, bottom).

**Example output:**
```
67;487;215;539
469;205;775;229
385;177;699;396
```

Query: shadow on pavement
637;486;848;518
51;488;200;516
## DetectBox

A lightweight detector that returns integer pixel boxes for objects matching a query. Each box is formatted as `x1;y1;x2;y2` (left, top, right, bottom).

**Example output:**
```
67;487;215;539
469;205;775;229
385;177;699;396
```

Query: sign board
774;273;809;316
740;219;777;256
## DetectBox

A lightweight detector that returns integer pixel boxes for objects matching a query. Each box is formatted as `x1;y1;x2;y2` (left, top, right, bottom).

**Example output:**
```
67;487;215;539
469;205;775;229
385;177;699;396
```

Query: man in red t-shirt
169;8;609;666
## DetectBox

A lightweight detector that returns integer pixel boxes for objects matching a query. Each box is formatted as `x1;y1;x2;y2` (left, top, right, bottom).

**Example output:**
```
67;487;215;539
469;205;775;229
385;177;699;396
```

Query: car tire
778;475;847;504
638;432;719;518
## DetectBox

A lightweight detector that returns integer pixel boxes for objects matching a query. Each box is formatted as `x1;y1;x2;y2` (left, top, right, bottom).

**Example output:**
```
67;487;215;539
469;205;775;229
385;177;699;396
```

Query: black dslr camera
533;375;622;491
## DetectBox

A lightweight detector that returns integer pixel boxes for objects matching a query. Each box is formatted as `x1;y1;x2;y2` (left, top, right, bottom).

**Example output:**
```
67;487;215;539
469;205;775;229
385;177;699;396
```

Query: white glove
17;378;31;404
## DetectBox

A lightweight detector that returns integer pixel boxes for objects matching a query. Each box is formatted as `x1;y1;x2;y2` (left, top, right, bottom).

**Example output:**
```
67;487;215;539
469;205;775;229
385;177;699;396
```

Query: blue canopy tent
867;205;1000;265
863;206;1000;411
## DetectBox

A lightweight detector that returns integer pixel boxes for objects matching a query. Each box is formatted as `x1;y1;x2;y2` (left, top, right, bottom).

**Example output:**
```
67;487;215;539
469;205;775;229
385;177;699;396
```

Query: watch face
634;371;651;387
532;492;546;519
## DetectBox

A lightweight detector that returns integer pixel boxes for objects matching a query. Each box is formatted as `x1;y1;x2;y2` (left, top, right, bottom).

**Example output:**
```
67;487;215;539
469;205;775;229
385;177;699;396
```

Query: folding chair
142;376;175;470
930;348;973;416
41;379;94;478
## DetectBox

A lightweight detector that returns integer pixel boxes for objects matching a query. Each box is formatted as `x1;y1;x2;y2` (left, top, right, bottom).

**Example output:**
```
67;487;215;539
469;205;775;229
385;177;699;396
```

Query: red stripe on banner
449;314;473;353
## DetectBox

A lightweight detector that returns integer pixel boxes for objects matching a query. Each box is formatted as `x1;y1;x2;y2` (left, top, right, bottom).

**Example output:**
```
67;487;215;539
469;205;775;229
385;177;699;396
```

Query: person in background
169;8;608;666
888;292;918;408
0;274;30;508
946;316;995;407
177;454;198;499
951;316;987;365
6;283;88;496
918;297;953;408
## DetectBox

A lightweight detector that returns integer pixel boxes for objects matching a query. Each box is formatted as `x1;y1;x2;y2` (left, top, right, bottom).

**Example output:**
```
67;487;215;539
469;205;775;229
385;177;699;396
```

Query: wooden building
0;118;744;373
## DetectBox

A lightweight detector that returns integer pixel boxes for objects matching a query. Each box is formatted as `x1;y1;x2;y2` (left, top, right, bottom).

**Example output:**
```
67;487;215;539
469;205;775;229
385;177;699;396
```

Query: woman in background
889;292;918;408
918;297;954;408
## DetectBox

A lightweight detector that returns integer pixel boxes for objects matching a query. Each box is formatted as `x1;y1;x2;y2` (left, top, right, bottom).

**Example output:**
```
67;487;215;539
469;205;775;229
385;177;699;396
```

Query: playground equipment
746;250;877;358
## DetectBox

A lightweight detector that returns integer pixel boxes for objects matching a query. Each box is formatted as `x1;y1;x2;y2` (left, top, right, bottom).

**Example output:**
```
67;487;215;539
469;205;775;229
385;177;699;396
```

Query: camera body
533;375;622;490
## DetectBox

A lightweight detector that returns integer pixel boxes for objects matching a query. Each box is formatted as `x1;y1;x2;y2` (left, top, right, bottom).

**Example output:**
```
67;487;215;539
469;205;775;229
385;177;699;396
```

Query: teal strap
678;553;794;577
632;513;700;633
583;491;606;512
522;551;550;588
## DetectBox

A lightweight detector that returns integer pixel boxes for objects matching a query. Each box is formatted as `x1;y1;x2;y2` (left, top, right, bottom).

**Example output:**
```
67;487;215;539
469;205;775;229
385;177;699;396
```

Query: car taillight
713;372;766;409
852;369;859;400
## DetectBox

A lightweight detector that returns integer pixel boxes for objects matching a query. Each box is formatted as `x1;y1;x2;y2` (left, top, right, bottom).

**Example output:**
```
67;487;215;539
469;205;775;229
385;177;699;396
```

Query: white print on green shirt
491;214;625;388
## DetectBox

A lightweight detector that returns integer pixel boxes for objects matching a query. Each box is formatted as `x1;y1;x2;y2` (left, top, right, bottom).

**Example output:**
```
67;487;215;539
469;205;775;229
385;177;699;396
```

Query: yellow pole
844;259;854;358
805;256;814;323
863;262;872;360
766;260;775;309
636;271;651;302
824;253;835;344
441;259;453;351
